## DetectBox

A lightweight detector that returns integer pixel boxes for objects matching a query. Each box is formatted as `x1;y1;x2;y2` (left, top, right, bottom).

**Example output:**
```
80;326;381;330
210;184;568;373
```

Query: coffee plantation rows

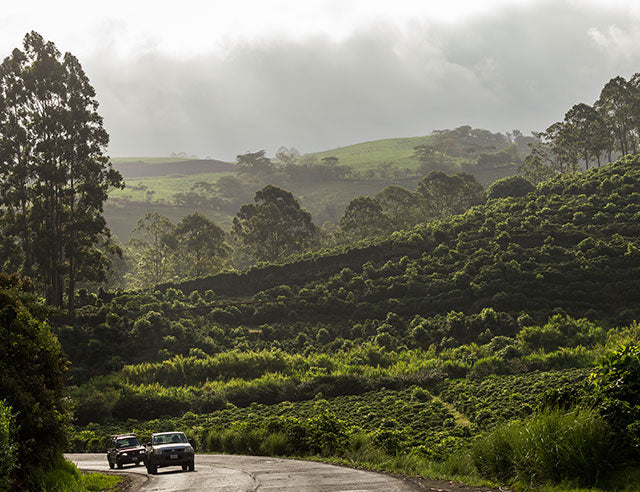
70;368;591;461
69;314;639;426
59;156;640;489
439;368;590;429
60;156;640;384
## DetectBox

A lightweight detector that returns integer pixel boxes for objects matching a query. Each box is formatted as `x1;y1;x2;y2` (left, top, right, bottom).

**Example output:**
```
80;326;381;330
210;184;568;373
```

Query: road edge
80;469;148;491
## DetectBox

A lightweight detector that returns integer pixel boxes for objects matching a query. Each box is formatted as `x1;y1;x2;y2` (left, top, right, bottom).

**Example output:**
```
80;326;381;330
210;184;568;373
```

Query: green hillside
310;135;435;170
104;129;520;242
108;172;235;203
63;156;640;489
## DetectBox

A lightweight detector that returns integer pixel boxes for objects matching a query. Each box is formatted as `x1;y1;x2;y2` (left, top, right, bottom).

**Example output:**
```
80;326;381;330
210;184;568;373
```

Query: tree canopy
415;171;485;218
0;31;123;308
231;185;316;262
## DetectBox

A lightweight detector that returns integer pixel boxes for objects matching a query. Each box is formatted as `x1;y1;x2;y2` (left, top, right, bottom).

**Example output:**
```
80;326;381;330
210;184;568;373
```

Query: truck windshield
152;433;188;445
116;437;140;448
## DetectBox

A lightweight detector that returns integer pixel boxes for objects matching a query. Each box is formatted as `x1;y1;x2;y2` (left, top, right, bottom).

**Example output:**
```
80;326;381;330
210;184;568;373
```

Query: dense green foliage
472;408;616;487
32;456;121;492
56;155;640;491
0;276;71;487
0;400;16;492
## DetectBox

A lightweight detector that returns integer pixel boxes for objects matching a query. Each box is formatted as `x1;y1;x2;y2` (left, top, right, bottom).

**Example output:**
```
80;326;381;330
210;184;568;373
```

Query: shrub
487;175;535;199
31;457;81;492
0;401;16;492
469;356;509;379
260;432;290;456
472;408;616;487
204;429;223;452
306;411;349;455
589;344;640;455
0;289;70;485
344;433;386;463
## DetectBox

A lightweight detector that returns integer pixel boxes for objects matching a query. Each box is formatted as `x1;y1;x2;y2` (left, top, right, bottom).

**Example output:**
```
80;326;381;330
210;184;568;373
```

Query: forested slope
61;155;640;390
66;156;640;489
157;153;640;323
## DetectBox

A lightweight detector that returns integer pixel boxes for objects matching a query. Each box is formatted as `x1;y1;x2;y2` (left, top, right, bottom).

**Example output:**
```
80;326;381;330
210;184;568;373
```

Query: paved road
67;453;421;492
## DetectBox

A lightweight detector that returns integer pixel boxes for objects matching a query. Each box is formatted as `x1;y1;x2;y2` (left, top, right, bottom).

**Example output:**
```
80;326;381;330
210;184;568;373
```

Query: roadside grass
472;408;621;491
299;452;500;489
531;466;640;491
33;457;121;492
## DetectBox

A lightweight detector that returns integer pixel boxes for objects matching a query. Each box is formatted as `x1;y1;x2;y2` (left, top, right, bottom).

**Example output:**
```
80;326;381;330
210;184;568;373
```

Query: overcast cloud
4;1;640;159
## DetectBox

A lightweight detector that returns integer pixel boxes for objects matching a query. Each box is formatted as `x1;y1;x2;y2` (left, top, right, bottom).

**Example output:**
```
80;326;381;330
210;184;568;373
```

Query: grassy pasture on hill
310;135;435;170
108;171;235;203
112;158;236;179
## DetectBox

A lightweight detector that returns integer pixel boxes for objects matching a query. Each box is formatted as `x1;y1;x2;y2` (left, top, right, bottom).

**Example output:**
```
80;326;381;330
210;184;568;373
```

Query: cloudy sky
3;0;640;160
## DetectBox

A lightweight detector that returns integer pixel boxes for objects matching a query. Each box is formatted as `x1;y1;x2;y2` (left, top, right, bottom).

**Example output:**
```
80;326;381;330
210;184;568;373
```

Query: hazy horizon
4;0;640;160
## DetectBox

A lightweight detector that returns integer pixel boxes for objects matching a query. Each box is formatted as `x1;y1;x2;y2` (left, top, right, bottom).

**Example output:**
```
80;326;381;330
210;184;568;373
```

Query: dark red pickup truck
106;434;146;469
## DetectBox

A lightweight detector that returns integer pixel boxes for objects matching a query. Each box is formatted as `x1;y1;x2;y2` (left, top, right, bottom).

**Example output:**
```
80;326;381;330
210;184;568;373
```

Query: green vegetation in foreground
33;457;121;492
310;135;435;171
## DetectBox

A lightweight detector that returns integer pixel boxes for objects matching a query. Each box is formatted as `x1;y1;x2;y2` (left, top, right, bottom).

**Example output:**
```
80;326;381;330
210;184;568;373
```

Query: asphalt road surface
67;453;421;491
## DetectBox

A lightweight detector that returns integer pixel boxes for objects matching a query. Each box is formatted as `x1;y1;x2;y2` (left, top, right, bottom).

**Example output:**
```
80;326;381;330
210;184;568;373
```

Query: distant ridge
113;158;236;178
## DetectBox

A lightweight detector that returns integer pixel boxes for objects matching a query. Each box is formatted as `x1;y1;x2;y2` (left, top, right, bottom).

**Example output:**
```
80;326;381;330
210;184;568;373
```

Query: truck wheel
117;461;123;469
182;464;188;471
149;464;157;475
108;459;114;470
188;461;195;472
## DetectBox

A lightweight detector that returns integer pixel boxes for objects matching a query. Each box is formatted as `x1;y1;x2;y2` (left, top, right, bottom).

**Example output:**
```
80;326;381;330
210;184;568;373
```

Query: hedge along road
68;453;424;491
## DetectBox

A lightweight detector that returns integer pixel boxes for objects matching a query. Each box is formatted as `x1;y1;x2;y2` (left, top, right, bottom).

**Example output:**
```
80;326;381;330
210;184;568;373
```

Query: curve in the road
67;453;420;492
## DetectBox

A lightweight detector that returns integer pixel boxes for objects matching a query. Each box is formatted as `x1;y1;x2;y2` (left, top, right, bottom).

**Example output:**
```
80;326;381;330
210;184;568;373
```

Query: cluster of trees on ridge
169;127;531;212
523;73;640;180
123;171;493;286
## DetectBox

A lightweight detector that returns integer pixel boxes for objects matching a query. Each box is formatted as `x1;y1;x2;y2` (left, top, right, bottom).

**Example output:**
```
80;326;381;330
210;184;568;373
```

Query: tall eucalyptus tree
0;32;123;307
